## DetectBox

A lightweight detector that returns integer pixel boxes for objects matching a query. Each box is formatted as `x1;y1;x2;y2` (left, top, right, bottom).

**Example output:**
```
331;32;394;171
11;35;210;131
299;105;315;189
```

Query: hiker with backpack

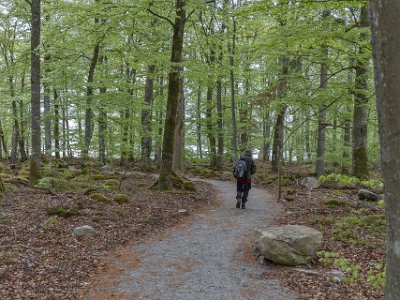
233;149;256;209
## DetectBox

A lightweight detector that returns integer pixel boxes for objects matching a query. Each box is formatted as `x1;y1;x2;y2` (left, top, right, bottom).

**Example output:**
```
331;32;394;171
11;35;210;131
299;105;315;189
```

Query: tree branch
24;0;32;7
147;9;174;27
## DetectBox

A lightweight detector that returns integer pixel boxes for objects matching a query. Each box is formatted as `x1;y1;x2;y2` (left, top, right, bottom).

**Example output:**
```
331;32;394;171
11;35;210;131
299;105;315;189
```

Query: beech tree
370;1;400;298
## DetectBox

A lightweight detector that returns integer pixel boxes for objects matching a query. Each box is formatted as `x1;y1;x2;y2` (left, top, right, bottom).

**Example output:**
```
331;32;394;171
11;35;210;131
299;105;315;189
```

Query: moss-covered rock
89;193;109;202
0;163;13;175
113;194;131;204
90;174;111;181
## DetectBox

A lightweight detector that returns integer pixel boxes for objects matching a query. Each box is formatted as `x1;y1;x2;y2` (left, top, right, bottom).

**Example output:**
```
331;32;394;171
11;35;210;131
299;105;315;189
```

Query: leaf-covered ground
0;166;212;299
257;165;385;300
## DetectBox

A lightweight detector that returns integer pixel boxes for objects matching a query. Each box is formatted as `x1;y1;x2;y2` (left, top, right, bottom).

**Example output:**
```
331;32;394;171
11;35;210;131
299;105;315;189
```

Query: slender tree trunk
316;44;328;176
216;79;224;170
262;109;271;162
0;118;7;158
370;2;400;298
54;90;60;159
206;86;217;168
352;6;369;179
196;86;203;160
10;98;19;166
120;109;130;165
43;80;52;156
30;0;41;183
229;14;238;160
141;65;155;168
98;94;107;165
158;0;186;190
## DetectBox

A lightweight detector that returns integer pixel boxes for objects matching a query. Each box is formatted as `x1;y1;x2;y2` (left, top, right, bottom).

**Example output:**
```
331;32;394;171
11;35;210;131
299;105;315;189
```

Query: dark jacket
235;156;256;183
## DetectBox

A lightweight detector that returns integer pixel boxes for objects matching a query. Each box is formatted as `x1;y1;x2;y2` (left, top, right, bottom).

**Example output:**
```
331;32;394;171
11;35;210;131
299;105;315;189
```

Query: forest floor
0;161;386;299
0;162;213;299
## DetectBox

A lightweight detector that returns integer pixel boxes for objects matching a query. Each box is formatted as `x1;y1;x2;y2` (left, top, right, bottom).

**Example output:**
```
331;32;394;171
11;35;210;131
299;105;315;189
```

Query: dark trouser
236;182;251;202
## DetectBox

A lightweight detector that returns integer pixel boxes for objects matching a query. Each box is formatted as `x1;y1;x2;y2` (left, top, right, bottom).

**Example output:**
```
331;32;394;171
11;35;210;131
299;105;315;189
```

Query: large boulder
254;225;323;266
358;189;379;201
300;177;321;190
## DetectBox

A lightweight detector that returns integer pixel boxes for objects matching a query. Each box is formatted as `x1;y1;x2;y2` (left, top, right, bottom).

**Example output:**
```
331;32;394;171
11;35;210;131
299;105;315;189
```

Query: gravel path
86;180;298;300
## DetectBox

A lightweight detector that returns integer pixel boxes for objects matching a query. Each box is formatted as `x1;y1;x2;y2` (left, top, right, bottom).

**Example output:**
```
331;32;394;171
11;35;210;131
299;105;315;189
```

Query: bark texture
158;0;186;190
370;1;400;299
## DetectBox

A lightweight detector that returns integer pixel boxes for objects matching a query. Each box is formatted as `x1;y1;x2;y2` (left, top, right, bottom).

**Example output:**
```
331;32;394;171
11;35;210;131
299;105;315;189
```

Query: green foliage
308;214;335;225
47;207;80;218
103;179;119;188
377;200;385;209
323;199;353;207
318;251;361;283
360;179;384;189
319;174;360;187
41;216;59;230
113;194;131;204
36;177;91;192
367;263;386;291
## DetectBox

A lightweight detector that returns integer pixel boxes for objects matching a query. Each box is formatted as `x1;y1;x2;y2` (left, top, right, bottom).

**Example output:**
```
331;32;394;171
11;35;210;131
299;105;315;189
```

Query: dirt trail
85;180;298;300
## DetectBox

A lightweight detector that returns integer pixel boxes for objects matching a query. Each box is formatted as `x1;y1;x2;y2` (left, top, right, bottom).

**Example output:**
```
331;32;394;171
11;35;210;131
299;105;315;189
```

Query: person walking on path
233;149;256;209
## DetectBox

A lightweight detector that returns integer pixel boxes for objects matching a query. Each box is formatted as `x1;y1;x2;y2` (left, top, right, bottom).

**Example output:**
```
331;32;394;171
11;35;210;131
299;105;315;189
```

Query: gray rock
327;270;346;283
254;225;323;266
293;268;319;276
178;209;188;215
358;189;379;201
378;194;385;200
73;225;95;237
300;177;321;190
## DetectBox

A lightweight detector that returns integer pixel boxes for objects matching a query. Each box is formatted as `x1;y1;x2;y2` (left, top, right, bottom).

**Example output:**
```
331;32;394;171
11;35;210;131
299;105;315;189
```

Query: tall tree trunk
141;65;155;169
10;98;19;166
196;86;203;160
82;42;100;160
30;0;41;183
158;0;186;190
216;79;224;170
120;109;130;165
172;78;185;175
370;1;400;298
229;14;238;160
352;6;369;179
262;109;271;162
98;98;107;165
206;86;217;168
154;76;164;163
43;77;52;156
271;57;289;172
316;44;328;176
0;118;7;158
54;90;60;159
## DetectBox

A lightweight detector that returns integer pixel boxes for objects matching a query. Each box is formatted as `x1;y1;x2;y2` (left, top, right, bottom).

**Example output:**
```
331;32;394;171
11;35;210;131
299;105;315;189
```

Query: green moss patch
113;194;131;204
89;193;109;202
47;207;80;218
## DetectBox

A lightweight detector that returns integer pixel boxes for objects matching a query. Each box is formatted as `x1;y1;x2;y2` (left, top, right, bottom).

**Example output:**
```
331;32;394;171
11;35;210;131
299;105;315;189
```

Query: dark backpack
233;158;248;179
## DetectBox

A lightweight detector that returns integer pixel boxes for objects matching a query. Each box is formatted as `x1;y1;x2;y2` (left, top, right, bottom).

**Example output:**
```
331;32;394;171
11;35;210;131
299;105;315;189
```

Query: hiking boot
236;198;242;208
241;201;246;209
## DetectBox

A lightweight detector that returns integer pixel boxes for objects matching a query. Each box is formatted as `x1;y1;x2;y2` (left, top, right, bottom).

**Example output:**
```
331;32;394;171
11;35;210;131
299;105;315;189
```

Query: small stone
293;268;319;276
327;270;346;283
178;209;188;215
73;225;95;237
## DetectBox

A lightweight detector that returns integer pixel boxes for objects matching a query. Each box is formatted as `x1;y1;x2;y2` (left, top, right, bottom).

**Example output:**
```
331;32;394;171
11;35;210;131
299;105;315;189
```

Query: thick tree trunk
271;57;289;172
30;0;41;183
316;45;328;176
82;42;100;160
370;1;400;298
271;106;287;172
158;0;186;190
141;65;155;168
172;78;185;175
352;6;369;179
